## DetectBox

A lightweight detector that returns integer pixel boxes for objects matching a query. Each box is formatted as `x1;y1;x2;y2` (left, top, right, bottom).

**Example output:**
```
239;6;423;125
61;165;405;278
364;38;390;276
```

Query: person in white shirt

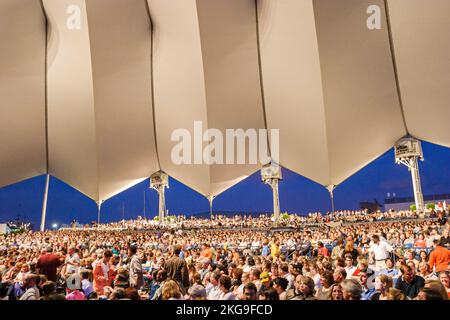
65;246;80;275
207;270;222;300
344;254;357;279
368;234;393;271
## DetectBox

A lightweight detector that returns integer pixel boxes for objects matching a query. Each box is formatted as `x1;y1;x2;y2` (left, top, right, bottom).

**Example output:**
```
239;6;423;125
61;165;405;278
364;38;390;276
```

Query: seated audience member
315;270;334;300
19;274;40;300
241;282;258;301
341;279;363;300
258;287;279;300
423;279;449;300
329;283;343;300
371;275;393;300
438;271;450;299
188;284;207;300
385;288;407;300
162;280;183;300
416;287;445;300
395;265;425;299
218;275;236;300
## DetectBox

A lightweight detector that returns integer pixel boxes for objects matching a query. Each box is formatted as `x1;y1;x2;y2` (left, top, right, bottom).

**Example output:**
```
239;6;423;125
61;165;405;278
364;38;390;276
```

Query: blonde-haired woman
385;288;408;300
162;279;183;300
371;275;393;300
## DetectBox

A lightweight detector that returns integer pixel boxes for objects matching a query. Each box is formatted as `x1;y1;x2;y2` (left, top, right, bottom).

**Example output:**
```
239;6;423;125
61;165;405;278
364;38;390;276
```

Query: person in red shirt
428;239;450;273
36;247;62;282
317;242;329;257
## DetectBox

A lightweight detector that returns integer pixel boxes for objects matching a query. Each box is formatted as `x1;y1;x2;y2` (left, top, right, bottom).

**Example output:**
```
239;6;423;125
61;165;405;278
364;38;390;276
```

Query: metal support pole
97;200;103;226
40;174;50;232
143;190;146;219
208;195;214;219
158;185;166;225
326;185;336;214
270;179;281;223
409;158;424;213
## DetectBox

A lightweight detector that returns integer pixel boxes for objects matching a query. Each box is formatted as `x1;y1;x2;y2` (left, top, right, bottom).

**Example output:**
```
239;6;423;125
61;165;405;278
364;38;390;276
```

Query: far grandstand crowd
0;208;449;301
92;208;442;231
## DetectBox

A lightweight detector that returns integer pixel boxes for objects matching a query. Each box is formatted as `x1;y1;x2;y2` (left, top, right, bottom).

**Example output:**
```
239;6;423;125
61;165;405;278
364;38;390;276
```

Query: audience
0;209;448;300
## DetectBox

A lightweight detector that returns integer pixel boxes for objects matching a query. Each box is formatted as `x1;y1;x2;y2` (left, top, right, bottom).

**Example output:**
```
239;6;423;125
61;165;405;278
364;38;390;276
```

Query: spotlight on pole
394;137;424;213
150;171;169;225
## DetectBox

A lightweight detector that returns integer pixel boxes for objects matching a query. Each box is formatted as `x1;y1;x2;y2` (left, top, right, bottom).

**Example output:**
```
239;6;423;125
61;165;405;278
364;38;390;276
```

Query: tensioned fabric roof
0;0;449;202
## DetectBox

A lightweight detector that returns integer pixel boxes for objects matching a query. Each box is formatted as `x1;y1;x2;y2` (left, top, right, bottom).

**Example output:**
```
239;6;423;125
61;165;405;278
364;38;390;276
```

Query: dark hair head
420;288;444;300
243;282;257;293
129;244;138;255
219;275;232;291
273;277;288;291
172;245;182;255
124;288;140;300
42;281;56;295
104;250;113;258
260;287;279;300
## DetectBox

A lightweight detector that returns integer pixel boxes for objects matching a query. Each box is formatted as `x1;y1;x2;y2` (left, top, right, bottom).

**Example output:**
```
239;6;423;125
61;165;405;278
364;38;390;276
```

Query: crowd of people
0;209;449;301
87;208;446;231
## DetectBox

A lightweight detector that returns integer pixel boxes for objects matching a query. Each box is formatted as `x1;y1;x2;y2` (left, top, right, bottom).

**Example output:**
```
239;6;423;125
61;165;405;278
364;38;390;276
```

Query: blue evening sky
0;141;449;230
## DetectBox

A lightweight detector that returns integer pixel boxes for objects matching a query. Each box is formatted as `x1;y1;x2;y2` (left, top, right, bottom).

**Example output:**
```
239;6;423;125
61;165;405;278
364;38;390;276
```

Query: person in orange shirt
428;239;450;273
200;243;213;261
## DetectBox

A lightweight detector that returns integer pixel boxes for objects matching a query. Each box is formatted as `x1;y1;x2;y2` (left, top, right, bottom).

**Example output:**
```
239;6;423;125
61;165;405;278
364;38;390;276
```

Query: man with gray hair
341;279;363;300
19;274;40;300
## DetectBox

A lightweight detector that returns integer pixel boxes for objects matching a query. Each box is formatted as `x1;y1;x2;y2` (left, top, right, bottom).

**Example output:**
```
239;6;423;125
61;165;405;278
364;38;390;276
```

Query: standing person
368;234;393;272
428;239;450;273
164;245;189;293
93;250;115;296
128;244;143;290
36;247;62;282
64;246;80;276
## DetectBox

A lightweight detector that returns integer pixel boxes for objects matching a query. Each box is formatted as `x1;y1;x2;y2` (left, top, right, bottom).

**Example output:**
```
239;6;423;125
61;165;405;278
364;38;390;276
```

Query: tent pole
97;200;103;226
143;189;146;219
208;195;214;219
40;174;50;232
326;185;336;214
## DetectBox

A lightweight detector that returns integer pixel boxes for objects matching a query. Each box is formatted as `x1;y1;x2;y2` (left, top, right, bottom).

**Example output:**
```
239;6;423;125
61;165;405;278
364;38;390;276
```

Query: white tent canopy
0;0;449;203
